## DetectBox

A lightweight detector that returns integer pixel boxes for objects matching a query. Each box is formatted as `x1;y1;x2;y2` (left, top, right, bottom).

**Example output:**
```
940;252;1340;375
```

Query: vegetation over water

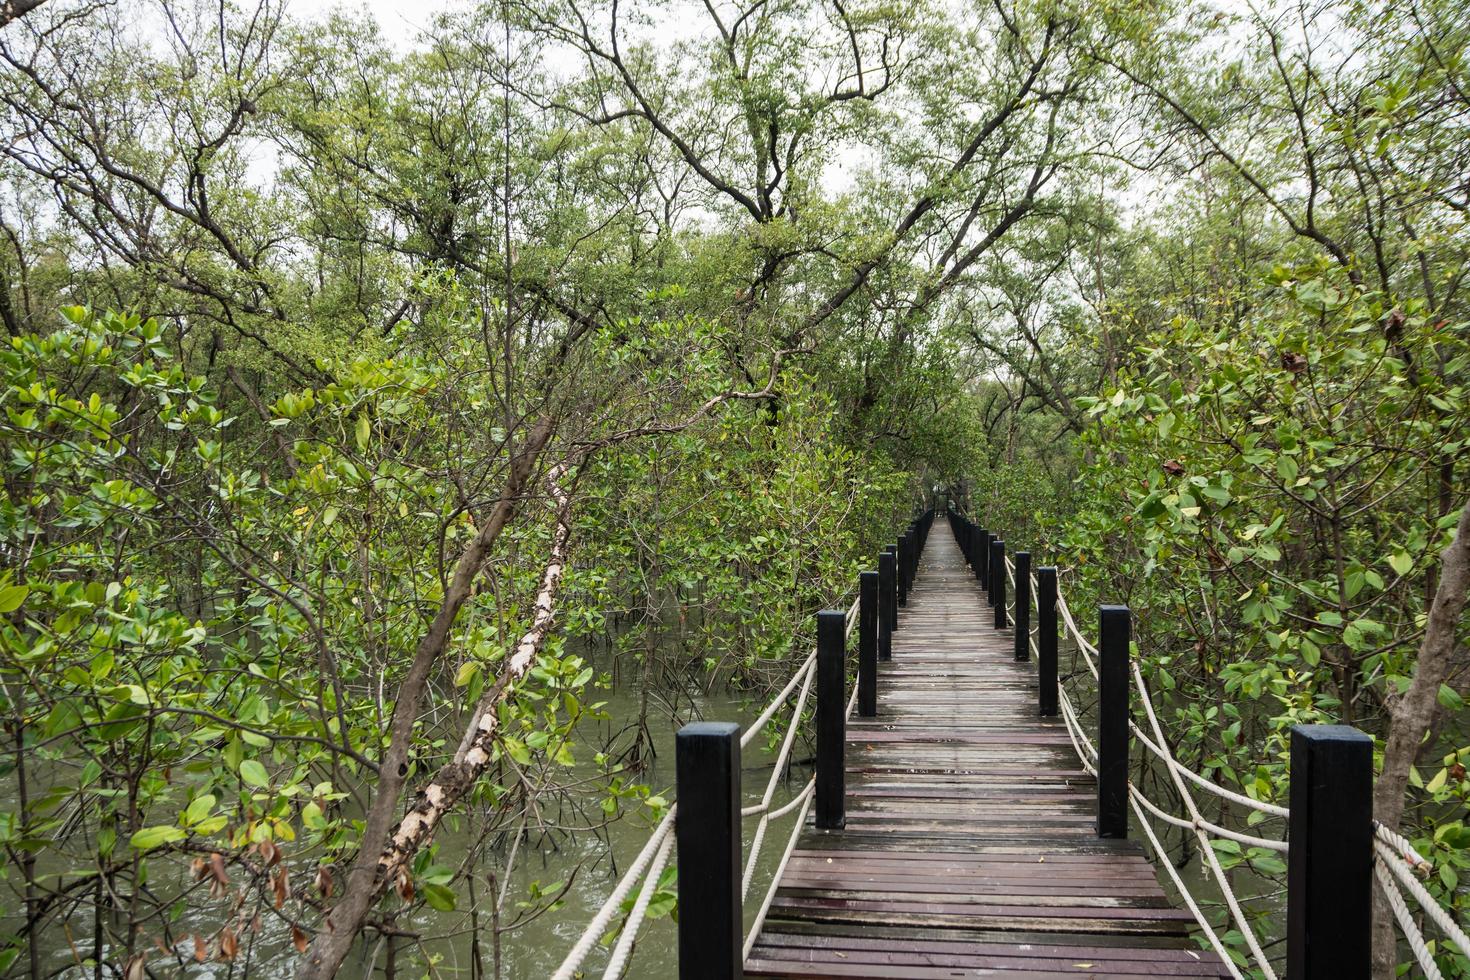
0;0;1466;975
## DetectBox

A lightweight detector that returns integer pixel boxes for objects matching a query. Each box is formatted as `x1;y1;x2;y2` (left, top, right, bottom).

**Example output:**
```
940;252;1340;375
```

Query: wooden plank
743;529;1232;979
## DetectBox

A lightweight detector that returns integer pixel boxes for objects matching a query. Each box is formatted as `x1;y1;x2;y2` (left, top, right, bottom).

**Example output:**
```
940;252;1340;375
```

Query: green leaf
504;738;531;766
193;816;228;835
356;413;371;450
301;801;327;830
1388;552;1413;576
1249;853;1287;875
183;794;217;826
239;760;270;787
422;882;457;911
130;826;186;851
1276;455;1299;484
0;585;29;614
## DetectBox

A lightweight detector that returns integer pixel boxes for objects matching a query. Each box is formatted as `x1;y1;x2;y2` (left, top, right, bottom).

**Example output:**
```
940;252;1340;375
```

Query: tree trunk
0;0;47;27
1371;502;1470;979
298;418;556;980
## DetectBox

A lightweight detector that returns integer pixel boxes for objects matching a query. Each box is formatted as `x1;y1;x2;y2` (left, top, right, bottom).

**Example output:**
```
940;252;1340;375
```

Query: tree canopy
0;0;1467;976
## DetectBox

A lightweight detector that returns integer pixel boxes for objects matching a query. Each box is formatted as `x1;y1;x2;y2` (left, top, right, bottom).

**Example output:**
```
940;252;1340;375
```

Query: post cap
1290;724;1372;745
677;721;741;740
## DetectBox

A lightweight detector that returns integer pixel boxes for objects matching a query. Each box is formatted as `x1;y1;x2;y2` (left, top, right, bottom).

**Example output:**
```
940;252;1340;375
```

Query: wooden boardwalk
745;529;1231;979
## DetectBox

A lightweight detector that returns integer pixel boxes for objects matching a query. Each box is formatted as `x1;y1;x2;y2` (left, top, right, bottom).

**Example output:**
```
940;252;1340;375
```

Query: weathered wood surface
745;530;1230;978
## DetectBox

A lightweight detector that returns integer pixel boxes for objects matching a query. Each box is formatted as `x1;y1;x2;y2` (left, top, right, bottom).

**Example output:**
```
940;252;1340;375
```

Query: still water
28;676;805;980
29;644;1282;979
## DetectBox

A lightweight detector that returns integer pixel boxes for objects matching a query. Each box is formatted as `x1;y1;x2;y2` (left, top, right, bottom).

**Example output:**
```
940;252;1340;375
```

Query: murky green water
23;636;1286;979
23;669;808;980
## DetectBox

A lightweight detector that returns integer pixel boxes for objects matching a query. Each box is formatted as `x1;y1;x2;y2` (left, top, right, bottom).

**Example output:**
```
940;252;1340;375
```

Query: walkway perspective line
744;529;1233;979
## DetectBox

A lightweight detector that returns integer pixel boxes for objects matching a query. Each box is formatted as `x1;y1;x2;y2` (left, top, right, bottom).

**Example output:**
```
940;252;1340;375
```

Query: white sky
284;0;461;46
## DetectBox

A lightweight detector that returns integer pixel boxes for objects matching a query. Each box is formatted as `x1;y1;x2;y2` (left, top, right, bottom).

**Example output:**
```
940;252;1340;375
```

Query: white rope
1127;784;1288;852
1375;821;1434;876
741;653;815;749
1131;723;1289;818
741;597;858;893
1057;678;1278;976
1055;587;1100;678
1375;838;1470;954
550;807;676;980
1056;685;1098;769
1376;858;1447;980
557;589;857;977
1048;574;1280;978
1050;567;1470;980
740;658;813;895
767;779;815;821
1129;659;1281;979
600;830;675;980
1131;792;1246;980
742;783;815;960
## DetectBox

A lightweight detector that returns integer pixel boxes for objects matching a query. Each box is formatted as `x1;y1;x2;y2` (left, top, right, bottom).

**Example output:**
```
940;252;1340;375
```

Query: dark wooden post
991;539;1007;629
675;721;742;979
1037;567;1058;717
903;528;913;590
878;550;895;655
897;533;911;607
977;528;991;587
859;572;878;717
1287;725;1373;980
1013;551;1031;661
884;544;899;632
907;525;919;584
815;610;847;830
1097;605;1129;839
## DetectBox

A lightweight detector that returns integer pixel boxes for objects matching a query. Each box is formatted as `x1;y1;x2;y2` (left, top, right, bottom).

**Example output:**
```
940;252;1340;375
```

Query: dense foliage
0;0;1466;977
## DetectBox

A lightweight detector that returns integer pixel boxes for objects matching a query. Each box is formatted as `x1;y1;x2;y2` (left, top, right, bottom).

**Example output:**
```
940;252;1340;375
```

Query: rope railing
566;508;1469;979
741;598;861;938
1003;555;1017;615
981;537;1317;980
743;656;863;959
1045;566;1470;980
551;808;676;980
1050;572;1281;979
1372;825;1470;980
551;595;860;980
601;830;674;978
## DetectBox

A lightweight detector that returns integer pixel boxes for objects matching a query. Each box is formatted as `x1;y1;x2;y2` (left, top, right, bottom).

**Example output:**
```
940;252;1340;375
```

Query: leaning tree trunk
1371;502;1470;980
298;419;556;980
